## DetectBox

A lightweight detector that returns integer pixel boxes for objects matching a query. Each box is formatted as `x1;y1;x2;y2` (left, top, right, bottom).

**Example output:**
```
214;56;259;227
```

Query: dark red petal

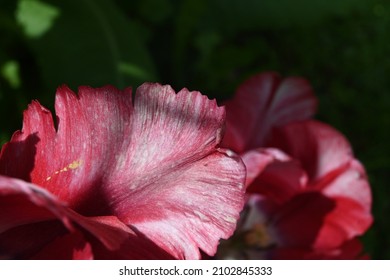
31;222;174;260
269;121;372;247
318;159;371;214
0;85;134;211
0;175;73;233
311;161;372;248
241;148;288;187
0;176;172;259
303;158;372;249
32;230;93;260
0;133;41;182
271;190;371;250
89;229;174;260
222;72;317;153
271;192;336;248
0;220;67;259
242;148;308;203
67;215;173;259
312;196;372;249
270;120;354;181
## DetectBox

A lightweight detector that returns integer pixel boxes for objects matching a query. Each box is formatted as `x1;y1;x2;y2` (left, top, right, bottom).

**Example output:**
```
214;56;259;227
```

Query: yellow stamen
45;159;83;181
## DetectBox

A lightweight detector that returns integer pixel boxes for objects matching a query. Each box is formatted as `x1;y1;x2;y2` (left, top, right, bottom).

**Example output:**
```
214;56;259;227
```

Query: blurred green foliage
16;0;60;38
0;0;389;259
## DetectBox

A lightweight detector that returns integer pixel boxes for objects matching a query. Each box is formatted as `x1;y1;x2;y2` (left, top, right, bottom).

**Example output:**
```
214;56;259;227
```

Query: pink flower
0;83;246;259
217;72;372;259
222;72;317;153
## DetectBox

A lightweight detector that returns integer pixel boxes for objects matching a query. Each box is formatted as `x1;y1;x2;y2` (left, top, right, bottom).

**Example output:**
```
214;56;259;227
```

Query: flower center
215;221;277;259
244;223;274;248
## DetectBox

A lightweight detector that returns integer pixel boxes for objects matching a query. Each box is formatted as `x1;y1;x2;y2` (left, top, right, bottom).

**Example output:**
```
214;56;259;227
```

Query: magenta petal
242;148;308;203
67;214;172;259
313;196;372;249
311;160;373;248
1;83;246;259
0;177;132;253
36;214;174;259
97;84;246;259
271;192;337;248
241;148;287;187
0;220;68;259
270;120;372;243
0;175;75;258
271;120;354;181
0;175;73;233
32;231;93;260
223;72;317;153
318;159;371;213
119;148;246;259
0;85;135;209
272;190;371;250
0;176;172;259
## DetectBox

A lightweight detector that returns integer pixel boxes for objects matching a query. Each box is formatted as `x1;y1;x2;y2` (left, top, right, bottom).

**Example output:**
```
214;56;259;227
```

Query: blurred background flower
0;0;388;259
216;73;372;259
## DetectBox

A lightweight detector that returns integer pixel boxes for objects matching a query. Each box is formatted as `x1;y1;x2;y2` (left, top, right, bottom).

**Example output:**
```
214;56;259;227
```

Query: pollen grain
45;159;83;181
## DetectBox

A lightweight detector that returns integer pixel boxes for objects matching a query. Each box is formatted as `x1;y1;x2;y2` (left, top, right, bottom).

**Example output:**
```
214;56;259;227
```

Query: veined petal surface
0;83;246;259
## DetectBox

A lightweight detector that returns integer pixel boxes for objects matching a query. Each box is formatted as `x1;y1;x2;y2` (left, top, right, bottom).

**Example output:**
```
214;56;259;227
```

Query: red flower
217;72;372;259
222;72;317;153
0;83;246;259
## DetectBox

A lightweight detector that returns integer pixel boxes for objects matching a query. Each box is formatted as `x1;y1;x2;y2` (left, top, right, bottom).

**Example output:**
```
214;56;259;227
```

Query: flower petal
104;84;245;259
270;120;354;181
241;148;287;187
0;85;135;212
318;159;372;213
0;220;67;259
118;148;246;259
0;175;73;234
271;192;336;248
32;231;93;260
0;176;172;259
311;160;373;248
1;83;246;259
242;148;308;203
222;72;317;153
272;188;371;250
270;120;372;242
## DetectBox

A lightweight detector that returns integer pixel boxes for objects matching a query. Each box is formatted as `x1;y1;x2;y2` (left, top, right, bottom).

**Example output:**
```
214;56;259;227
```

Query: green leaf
118;62;153;81
1;60;21;89
16;0;60;38
29;0;157;92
